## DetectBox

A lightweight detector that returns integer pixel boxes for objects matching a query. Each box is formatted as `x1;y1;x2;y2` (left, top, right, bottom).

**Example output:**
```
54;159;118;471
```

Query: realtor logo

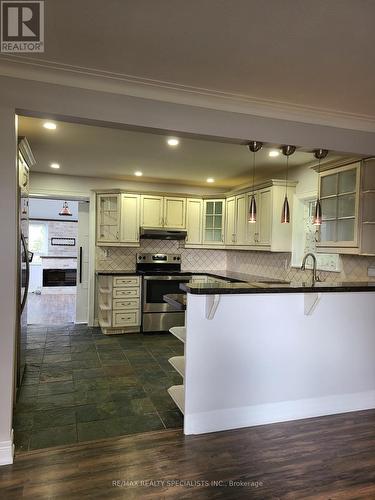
1;1;44;52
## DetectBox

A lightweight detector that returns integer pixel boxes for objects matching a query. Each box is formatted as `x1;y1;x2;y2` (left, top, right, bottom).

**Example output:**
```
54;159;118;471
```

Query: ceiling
19;116;333;189
5;0;375;118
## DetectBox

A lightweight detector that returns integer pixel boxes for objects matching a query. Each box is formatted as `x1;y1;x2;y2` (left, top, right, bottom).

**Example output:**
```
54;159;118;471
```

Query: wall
1;72;375;465
29;198;79;220
96;240;226;272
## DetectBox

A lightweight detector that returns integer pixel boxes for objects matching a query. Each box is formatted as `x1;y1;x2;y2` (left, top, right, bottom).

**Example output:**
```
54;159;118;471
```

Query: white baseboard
0;430;14;466
184;390;375;435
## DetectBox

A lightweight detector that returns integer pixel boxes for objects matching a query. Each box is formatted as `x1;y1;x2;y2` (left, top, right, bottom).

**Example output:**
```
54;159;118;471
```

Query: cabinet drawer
113;276;139;288
113;298;139;310
113;310;139;327
113;287;139;298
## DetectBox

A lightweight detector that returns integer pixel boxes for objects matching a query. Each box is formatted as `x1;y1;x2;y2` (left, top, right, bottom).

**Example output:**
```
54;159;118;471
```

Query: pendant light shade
281;195;290;224
280;145;296;224
247;140;263;223
59;201;72;216
313;148;328;226
248;195;257;223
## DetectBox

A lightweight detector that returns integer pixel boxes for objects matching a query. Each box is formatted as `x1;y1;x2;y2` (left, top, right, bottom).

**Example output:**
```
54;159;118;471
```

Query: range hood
140;228;187;240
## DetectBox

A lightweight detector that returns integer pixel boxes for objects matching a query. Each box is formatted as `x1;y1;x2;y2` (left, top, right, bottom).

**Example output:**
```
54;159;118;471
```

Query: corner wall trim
0;430;14;466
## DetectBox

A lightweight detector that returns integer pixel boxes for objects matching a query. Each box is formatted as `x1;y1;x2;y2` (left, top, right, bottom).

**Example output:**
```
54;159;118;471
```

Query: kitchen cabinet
317;160;375;255
141;195;186;229
203;199;225;244
141;195;164;228
120;194;140;244
186;198;203;244
97;193;140;246
97;194;121;244
247;188;271;246
98;274;141;334
225;194;247;245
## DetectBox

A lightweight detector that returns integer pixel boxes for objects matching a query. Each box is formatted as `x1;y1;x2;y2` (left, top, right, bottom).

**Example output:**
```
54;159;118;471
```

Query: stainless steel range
136;253;191;333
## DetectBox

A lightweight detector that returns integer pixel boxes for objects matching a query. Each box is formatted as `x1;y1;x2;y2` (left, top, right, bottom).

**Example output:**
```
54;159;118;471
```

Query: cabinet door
186;198;203;244
120;194;140;243
258;188;272;245
164;197;186;228
225;197;236;244
141;195;164;228
203;200;225;244
319;164;359;247
235;194;247;245
97;194;121;243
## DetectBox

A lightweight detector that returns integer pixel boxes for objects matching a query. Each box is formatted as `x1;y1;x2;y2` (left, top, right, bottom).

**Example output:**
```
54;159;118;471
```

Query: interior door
76;201;90;323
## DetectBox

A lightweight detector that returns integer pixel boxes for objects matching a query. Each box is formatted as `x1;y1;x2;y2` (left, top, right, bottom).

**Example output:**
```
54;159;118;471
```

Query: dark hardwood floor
2;409;375;499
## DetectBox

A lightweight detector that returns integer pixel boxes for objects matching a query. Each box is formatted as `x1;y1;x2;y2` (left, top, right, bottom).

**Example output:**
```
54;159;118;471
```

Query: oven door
143;275;191;313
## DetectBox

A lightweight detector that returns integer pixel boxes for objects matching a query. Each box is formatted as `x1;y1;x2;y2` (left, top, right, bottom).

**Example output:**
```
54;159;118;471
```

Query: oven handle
143;275;192;281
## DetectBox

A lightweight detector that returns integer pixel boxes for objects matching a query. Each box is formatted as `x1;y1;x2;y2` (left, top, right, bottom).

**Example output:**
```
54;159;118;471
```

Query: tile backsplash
96;240;375;282
227;251;375;283
96;239;227;272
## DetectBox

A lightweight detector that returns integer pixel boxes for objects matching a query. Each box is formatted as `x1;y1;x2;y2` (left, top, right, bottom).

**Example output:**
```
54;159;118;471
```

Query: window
29;222;48;263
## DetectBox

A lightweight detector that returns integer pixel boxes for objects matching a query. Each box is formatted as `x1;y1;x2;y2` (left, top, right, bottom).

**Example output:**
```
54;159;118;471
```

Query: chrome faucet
301;253;320;285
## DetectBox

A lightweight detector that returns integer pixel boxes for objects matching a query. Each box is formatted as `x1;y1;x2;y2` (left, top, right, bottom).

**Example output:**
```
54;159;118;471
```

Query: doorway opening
27;198;90;326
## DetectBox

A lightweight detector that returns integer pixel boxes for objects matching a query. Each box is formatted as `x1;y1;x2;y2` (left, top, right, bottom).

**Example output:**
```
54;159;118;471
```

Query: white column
0;106;17;464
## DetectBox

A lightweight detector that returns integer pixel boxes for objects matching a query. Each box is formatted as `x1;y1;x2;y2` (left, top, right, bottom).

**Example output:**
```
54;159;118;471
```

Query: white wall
184;292;375;435
0;107;17;465
29;198;79;220
1;73;375;464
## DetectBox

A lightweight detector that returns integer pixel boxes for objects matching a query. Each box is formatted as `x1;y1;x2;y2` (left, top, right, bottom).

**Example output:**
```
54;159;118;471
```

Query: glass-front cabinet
318;164;360;248
97;194;121;243
203;199;225;244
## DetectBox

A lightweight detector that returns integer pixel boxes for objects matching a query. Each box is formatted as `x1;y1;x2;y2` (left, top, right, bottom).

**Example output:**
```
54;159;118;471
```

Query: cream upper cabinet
317;160;375;255
141;195;164;228
97;194;121;244
225;196;236;244
120;194;140;243
141;195;186;229
163;196;186;229
247;188;271;246
235;194;247;245
203;199;225;244
317;163;360;250
186;198;203;244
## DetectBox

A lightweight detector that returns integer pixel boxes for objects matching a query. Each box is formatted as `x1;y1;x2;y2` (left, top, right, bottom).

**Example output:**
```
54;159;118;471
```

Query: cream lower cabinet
141;195;186;229
98;275;141;334
186;198;203;244
97;193;140;246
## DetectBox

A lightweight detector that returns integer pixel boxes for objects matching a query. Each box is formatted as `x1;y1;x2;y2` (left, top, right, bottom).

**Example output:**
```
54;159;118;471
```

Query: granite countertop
95;269;278;282
163;293;186;310
181;280;375;295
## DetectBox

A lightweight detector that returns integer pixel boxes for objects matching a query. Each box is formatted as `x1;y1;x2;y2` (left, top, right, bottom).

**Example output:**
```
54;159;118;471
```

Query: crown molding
1;55;375;133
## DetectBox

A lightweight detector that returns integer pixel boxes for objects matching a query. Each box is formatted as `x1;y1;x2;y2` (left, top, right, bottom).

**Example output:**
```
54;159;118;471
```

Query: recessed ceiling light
134;171;143;177
50;163;60;169
167;137;179;147
43;122;57;130
269;150;280;157
206;178;215;183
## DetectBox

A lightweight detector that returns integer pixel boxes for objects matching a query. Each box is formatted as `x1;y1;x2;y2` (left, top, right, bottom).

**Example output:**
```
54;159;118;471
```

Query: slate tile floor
14;324;184;452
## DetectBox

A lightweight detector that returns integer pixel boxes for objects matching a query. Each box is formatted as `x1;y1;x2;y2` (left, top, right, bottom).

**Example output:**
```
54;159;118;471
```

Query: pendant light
281;145;296;224
313;148;328;225
247;140;263;222
59;201;72;216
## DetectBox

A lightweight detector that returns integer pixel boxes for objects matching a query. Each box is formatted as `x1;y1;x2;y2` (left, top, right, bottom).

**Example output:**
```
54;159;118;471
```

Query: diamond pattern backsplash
97;241;375;282
96;240;227;272
227;251;375;283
